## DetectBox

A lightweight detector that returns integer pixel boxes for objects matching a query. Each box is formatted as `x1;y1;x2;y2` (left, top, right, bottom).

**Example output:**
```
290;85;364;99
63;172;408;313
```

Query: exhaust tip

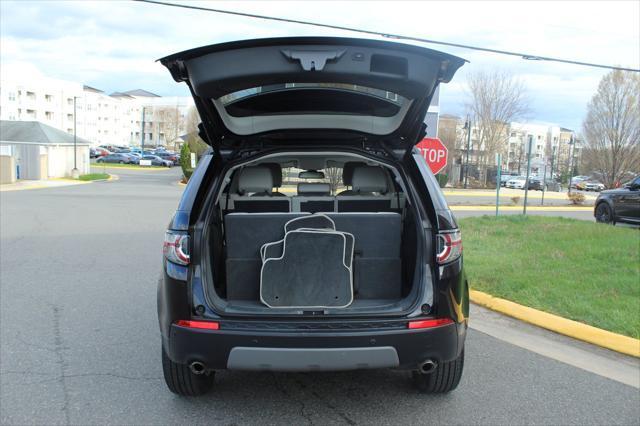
419;359;437;374
189;361;206;375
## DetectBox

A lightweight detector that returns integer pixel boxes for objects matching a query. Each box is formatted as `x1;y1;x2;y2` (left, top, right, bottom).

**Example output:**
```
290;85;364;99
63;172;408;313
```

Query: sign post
415;137;448;175
495;153;502;217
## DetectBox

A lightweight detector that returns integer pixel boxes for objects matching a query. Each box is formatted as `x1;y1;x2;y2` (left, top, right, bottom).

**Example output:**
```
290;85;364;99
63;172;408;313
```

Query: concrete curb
470;290;640;358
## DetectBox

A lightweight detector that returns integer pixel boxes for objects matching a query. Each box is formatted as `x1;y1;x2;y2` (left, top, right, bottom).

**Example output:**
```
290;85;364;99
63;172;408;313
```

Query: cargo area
203;153;428;315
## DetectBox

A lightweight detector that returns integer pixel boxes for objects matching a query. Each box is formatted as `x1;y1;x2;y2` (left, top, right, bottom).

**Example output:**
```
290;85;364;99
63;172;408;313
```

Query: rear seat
228;166;290;213
336;165;395;212
293;182;334;213
224;211;401;301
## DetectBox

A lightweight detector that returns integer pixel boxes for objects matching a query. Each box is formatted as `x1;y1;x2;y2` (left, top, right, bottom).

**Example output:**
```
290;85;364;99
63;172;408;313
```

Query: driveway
1;168;638;425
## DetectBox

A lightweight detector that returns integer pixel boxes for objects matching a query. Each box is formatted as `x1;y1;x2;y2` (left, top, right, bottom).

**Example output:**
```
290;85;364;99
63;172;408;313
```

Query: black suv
158;37;468;396
594;176;640;225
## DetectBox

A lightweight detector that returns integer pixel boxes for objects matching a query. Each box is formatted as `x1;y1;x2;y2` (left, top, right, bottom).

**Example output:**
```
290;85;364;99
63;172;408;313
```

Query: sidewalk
0;178;90;192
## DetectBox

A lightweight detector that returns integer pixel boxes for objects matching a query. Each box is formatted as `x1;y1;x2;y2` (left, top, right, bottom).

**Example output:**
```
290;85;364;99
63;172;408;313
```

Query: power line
135;0;639;73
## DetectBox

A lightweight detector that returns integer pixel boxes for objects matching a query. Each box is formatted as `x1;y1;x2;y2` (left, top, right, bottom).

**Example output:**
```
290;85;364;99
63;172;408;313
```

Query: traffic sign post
416;137;448;175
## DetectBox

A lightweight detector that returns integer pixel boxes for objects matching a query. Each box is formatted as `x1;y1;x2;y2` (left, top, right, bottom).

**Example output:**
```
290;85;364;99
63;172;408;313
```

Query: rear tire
412;350;464;393
595;203;614;224
161;346;214;396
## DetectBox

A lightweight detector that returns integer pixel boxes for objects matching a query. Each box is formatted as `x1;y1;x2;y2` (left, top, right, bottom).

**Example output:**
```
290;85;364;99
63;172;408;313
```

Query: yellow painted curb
470;290;640;357
451;205;593;212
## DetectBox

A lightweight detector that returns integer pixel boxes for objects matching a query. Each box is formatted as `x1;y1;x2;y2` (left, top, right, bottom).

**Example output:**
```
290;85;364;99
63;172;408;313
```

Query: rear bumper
165;320;465;371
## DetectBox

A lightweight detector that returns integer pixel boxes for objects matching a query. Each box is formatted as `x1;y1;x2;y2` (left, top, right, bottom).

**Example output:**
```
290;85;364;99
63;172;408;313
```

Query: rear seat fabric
224;211;401;301
225;213;308;299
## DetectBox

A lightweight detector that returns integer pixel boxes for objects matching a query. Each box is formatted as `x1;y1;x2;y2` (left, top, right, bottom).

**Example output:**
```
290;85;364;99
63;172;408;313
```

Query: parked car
123;153;141;164
157;37;468;396
506;176;527;189
527;178;544;191
594;176;640;225
500;173;518;187
89;147;98;158
141;155;172;167
584;181;605;192
155;151;179;165
96;153;132;164
94;147;111;157
570;176;590;189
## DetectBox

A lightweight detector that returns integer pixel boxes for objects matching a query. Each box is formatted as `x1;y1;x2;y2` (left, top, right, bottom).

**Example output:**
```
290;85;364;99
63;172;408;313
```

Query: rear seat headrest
297;183;331;196
263;163;283;187
351;166;388;194
238;166;274;194
342;162;366;186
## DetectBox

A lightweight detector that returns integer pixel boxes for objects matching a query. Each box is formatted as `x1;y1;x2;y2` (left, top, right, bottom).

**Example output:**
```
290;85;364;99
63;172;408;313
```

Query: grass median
458;215;640;338
78;173;110;181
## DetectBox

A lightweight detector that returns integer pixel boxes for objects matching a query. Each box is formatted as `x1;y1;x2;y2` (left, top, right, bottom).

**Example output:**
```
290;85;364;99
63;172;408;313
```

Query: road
1;167;638;425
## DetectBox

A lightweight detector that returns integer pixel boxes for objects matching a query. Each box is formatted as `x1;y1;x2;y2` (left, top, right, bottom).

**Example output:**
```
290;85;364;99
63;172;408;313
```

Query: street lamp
71;96;79;178
567;135;575;194
463;115;472;189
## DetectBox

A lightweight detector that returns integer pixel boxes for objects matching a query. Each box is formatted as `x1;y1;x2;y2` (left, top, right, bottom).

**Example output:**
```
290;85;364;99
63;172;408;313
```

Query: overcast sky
1;0;638;131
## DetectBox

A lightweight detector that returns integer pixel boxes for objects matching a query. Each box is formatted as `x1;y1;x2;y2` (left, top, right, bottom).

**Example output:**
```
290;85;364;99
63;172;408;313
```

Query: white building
0;72;193;148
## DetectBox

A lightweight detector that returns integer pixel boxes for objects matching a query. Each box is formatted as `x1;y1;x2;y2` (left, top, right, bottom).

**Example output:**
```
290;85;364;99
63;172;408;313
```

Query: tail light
436;230;462;264
163;231;190;265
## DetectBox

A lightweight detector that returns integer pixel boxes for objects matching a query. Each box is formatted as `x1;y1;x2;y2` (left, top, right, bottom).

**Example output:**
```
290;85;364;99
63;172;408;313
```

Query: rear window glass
219;83;406;105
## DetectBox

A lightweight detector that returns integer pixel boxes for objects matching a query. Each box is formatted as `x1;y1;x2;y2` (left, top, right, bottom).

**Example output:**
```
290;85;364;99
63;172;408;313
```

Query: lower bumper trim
227;346;399;371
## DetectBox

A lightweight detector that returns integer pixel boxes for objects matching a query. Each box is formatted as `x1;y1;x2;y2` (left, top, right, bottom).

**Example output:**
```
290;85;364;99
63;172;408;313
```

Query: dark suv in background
157;37;469;396
594;176;640;225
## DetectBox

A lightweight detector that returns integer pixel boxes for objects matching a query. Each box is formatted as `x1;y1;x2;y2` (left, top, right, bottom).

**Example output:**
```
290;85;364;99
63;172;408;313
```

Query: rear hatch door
159;37;466;156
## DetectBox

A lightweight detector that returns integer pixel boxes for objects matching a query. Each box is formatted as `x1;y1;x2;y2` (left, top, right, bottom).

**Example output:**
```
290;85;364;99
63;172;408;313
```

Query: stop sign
416;137;448;175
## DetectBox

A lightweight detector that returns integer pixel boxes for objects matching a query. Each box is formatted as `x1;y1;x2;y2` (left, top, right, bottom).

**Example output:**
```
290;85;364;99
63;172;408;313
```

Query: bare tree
155;106;183;149
465;69;530;173
582;70;640;187
324;167;343;195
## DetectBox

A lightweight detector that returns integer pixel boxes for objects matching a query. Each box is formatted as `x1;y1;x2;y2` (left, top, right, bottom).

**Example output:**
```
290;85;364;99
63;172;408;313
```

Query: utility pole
523;135;533;215
549;145;556;189
71;96;79;178
464;115;471;189
495;153;502;216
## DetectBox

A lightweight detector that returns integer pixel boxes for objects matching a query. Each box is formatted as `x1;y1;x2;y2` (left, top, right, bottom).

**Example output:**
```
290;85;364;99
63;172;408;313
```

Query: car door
617;177;640;222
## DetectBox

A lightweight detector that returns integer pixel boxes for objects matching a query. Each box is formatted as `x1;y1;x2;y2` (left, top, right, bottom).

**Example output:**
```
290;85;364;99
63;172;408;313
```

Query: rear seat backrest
224;211;402;301
295;182;334;213
230;166;290;212
336;165;394;212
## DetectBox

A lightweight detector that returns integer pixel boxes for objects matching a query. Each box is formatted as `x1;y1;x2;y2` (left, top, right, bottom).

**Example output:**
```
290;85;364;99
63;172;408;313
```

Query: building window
510;132;515;137
45;111;54;120
67;98;74;105
67;114;73;120
8;92;15;101
26;91;35;100
45;94;53;102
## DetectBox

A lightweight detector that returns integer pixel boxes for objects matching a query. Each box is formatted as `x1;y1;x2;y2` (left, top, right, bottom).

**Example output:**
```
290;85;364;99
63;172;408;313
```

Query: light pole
567;135;575;194
463;115;472;189
71;96;79;178
522;135;533;215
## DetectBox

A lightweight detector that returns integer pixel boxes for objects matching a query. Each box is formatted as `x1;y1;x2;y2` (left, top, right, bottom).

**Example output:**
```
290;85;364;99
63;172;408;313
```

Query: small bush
568;192;586;205
180;143;192;181
510;196;520;205
436;173;449;188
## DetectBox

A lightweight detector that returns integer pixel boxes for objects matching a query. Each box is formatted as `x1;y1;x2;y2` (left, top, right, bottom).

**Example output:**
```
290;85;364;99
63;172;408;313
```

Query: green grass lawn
78;173;110;181
458;215;640;338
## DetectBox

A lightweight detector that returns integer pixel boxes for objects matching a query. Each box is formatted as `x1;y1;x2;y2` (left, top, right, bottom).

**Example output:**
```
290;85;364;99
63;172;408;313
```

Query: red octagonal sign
416;137;448;175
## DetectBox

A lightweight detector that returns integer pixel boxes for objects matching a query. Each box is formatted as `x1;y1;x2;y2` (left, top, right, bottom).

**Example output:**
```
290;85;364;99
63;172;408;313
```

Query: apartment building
0;74;194;147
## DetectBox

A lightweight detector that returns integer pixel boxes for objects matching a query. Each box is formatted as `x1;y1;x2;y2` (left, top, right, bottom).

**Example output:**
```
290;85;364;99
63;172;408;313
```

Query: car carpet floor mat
260;229;354;309
261;229;354;268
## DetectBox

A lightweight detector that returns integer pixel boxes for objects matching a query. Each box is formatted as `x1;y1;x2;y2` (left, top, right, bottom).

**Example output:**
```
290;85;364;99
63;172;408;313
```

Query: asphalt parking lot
1;168;638;425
